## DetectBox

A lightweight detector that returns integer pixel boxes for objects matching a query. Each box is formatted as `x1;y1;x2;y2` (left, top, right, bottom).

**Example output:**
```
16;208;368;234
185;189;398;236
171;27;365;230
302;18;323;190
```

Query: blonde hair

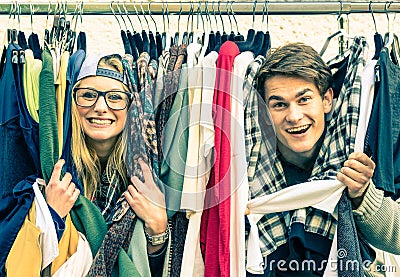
71;55;129;199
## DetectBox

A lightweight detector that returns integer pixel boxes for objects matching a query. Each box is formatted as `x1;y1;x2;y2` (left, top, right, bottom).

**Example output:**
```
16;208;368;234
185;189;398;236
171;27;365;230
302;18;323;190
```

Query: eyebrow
267;89;313;103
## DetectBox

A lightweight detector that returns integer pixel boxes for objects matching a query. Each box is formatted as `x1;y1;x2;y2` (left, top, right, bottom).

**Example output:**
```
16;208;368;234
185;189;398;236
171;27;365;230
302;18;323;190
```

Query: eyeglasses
73;87;132;110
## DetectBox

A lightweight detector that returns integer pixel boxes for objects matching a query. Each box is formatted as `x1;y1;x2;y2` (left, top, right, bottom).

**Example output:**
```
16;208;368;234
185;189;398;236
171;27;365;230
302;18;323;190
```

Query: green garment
160;64;189;218
23;49;42;123
70;195;148;276
39;49;59;183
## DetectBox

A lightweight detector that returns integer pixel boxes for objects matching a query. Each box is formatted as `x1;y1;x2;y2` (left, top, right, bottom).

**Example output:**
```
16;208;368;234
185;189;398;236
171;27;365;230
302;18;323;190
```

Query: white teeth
287;125;310;133
89;119;112;125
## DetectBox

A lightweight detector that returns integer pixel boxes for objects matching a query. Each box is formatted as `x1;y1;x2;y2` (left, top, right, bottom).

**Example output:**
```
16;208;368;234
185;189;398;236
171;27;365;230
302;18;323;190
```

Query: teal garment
39;49;59;183
160;64;189;218
70;195;145;276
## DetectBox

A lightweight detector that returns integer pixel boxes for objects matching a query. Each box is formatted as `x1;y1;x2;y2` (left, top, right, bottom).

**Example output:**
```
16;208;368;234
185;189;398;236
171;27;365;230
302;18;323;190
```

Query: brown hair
256;43;333;100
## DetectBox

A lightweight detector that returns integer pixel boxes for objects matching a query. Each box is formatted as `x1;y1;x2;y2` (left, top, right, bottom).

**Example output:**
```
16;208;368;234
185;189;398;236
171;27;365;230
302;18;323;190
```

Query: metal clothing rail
0;1;399;16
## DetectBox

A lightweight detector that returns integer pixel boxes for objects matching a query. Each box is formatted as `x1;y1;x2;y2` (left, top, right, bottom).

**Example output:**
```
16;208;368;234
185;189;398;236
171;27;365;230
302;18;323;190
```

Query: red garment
200;41;240;277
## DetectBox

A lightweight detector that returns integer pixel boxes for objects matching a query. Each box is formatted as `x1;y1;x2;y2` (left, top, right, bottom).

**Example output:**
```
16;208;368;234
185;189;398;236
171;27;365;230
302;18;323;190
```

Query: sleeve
353;182;400;254
48;204;66;241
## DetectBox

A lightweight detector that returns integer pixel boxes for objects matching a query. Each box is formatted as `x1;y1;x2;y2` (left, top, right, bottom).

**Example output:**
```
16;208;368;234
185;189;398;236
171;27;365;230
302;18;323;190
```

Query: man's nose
285;104;303;123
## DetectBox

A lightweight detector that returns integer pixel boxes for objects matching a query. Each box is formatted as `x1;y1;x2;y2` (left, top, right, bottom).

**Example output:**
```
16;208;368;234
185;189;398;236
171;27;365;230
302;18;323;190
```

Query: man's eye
299;97;311;103
272;102;286;108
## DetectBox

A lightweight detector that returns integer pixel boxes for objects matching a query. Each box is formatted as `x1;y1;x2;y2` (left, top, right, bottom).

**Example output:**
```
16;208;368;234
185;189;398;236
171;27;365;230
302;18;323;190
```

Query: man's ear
323;88;334;114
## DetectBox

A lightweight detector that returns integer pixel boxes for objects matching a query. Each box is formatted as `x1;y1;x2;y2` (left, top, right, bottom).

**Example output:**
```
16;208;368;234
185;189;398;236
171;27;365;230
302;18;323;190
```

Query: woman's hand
337;152;376;207
124;159;168;236
45;159;80;218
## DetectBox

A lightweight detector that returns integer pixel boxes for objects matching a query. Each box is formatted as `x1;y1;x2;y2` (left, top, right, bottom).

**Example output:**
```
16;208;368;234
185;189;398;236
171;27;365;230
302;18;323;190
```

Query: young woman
45;53;168;276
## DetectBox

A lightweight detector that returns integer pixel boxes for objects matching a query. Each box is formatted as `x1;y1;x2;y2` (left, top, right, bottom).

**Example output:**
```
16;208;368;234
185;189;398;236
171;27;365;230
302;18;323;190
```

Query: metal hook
30;3;35;33
166;2;170;33
211;1;218;30
230;1;239;34
110;1;122;30
122;2;135;32
252;0;257;29
226;1;232;33
263;0;269;31
204;1;211;31
140;2;150;31
385;1;394;32
337;0;343;21
369;1;377;33
218;1;224;33
162;2;166;33
132;2;143;30
198;2;205;32
186;1;193;33
177;1;182;34
148;2;157;32
116;2;128;30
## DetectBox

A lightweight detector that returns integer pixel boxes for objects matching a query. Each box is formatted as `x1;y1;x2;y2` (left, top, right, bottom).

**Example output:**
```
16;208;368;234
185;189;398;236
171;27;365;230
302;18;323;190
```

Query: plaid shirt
245;37;367;257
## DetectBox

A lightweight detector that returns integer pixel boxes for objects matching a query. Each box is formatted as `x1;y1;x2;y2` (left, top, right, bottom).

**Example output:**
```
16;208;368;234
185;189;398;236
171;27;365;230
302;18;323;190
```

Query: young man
250;42;375;276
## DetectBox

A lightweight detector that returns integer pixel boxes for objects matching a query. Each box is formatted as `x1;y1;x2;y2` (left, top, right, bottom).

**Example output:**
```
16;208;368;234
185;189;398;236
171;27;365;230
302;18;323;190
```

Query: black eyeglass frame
73;87;133;111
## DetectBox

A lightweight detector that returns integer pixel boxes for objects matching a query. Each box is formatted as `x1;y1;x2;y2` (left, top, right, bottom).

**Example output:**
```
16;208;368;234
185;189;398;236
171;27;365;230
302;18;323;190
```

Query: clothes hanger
369;1;383;60
111;1;131;55
181;2;191;45
173;2;182;46
231;1;244;41
319;2;353;57
217;1;228;43
131;2;144;54
383;1;400;65
205;1;215;54
28;3;43;59
122;2;139;60
255;0;271;57
188;2;195;44
147;2;158;60
140;2;150;54
14;3;28;50
235;0;257;52
226;2;235;41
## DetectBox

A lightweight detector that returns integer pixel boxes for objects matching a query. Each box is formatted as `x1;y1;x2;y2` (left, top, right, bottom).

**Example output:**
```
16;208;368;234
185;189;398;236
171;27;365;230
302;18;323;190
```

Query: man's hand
337;152;375;207
45;159;80;218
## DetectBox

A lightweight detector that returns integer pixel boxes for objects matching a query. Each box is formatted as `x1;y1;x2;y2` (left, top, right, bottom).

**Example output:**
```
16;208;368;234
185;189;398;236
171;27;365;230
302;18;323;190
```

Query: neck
86;138;116;170
278;136;324;171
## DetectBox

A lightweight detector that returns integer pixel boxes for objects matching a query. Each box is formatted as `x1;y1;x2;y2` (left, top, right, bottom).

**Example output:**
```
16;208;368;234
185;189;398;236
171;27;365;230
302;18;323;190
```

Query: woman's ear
323;88;334;114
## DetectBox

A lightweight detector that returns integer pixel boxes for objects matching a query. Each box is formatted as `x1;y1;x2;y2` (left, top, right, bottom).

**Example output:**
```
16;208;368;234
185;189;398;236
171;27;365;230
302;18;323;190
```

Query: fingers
138;159;153;184
337;171;367;198
348;152;376;170
49;159;65;185
341;161;372;184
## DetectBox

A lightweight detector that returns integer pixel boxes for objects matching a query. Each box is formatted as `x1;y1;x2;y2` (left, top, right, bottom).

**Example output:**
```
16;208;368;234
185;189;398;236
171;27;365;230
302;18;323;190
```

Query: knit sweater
353;183;400;255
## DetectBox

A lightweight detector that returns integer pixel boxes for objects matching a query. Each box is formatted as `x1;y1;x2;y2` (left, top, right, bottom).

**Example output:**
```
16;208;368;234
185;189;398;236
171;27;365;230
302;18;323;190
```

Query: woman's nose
93;96;108;112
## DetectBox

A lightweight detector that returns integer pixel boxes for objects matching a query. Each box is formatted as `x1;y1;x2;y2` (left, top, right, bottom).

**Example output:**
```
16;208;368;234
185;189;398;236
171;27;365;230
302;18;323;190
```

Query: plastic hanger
255;0;271;56
121;2;139;60
111;2;131;55
148;2;158;60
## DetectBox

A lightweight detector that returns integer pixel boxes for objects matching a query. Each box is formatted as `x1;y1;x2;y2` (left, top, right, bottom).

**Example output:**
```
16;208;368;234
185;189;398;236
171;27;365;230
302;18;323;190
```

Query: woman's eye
107;92;124;101
82;91;97;99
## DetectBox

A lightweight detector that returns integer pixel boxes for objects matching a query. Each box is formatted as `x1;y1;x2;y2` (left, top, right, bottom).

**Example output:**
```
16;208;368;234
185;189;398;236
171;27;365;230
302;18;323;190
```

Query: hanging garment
61;48;86;175
354;59;378;152
23;49;42;123
364;47;400;197
5;199;41;277
39;49;60;183
230;51;254;277
159;64;189;216
200;41;239;277
180;51;218;277
55;51;70;157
